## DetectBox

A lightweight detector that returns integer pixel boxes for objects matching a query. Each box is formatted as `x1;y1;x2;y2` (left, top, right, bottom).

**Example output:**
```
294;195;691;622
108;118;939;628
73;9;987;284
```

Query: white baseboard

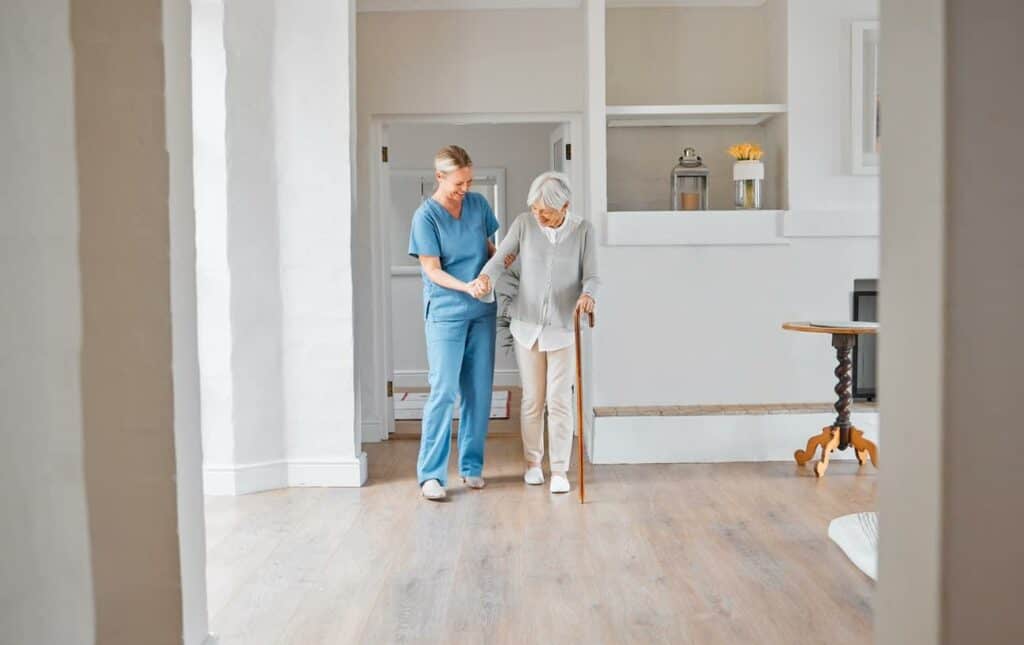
203;460;287;495
393;368;520;388
288;454;368;487
204;453;368;495
590;412;880;464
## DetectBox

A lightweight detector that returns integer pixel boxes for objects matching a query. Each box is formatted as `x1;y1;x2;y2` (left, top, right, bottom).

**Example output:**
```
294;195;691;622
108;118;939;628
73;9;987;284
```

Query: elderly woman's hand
575;294;595;314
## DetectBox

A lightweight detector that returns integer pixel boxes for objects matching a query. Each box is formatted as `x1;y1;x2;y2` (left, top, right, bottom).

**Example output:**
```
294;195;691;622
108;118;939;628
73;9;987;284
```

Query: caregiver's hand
575;294;595;314
465;276;491;299
503;253;517;268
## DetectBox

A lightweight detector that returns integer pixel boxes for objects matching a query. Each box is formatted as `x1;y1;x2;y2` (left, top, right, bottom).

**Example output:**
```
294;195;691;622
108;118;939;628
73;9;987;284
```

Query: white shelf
606;104;787;128
606;210;787;246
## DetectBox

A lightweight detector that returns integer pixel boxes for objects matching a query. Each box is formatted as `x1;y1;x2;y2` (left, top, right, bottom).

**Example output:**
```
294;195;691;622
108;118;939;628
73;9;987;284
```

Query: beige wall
72;0;185;642
942;1;1024;642
606;2;784;106
604;2;787;211
358;9;585;115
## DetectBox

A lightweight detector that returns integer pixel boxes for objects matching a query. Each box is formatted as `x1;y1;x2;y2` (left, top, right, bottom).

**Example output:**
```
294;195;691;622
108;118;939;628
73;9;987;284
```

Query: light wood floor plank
207;437;876;645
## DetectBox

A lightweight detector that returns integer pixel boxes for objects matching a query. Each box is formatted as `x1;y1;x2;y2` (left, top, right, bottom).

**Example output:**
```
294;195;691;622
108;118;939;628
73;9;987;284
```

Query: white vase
733;160;764;209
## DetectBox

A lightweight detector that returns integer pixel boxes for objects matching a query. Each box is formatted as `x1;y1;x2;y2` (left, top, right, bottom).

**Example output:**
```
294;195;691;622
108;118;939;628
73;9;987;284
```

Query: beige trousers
514;340;575;474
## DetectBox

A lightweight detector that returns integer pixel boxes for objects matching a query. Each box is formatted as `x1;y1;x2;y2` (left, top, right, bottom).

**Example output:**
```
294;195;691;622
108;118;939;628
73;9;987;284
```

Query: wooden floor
205;438;877;645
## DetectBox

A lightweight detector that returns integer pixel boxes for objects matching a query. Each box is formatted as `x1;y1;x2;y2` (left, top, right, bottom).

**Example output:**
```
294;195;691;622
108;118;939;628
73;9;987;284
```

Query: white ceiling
357;0;766;12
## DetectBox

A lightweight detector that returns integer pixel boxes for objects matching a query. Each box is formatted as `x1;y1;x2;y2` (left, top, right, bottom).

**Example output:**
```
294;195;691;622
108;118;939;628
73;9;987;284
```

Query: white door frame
367;112;585;439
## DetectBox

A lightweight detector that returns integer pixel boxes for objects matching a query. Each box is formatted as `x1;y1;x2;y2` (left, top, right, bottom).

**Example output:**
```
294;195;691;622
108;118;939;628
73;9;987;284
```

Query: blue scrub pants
417;312;496;486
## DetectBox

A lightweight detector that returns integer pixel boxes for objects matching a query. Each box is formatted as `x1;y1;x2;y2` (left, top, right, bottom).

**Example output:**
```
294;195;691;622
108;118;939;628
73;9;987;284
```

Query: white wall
594;238;878;406
787;0;879;213
355;7;586;432
386;122;558;384
0;1;95;642
590;0;880;409
197;0;364;491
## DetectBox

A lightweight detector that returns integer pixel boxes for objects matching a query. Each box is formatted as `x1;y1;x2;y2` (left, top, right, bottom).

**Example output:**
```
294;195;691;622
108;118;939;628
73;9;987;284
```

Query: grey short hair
527;171;571;210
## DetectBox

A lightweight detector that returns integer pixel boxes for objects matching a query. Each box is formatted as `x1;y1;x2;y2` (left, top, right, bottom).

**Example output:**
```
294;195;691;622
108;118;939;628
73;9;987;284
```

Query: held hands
465;274;493;299
575;294;596;315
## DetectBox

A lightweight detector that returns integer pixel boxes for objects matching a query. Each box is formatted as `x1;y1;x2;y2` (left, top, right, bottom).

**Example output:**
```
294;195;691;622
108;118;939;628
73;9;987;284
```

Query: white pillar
275;0;365;485
196;0;364;492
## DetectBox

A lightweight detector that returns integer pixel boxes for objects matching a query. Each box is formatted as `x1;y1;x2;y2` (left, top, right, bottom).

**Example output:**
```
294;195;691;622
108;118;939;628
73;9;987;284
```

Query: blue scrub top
408;192;500;321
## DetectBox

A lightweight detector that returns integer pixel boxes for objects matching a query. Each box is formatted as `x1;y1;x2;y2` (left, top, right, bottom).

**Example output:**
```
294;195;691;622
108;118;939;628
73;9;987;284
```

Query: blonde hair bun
434;145;473;175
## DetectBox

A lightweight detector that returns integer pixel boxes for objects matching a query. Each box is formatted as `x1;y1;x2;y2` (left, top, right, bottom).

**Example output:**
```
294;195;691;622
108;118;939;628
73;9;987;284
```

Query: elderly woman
408;145;500;501
475;171;599;493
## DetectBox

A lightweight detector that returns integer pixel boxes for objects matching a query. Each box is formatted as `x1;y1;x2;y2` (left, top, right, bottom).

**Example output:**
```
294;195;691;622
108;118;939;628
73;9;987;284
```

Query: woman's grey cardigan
479;213;600;332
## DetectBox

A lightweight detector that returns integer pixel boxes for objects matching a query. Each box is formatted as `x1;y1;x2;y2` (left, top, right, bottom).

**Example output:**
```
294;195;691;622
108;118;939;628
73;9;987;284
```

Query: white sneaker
550;474;570;494
462;476;486;489
524;466;544;486
421;479;446;500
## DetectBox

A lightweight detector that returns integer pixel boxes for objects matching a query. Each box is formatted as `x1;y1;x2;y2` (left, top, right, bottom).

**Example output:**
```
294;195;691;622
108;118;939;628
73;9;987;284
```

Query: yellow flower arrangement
727;142;764;161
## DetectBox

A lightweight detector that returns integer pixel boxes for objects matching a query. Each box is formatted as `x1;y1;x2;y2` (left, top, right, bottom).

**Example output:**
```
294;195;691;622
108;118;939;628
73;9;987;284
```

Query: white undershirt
510;214;575;352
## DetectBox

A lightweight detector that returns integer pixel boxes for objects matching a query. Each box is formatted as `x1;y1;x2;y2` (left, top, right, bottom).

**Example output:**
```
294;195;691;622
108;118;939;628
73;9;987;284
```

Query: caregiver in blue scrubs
409;145;499;501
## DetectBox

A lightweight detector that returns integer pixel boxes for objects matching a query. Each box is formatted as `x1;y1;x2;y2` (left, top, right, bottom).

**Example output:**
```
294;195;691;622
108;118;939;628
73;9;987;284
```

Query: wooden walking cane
574;307;595;504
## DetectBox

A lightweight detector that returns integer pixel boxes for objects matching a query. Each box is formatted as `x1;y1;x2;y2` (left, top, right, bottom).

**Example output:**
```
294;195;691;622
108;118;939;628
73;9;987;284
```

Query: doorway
367;114;583;440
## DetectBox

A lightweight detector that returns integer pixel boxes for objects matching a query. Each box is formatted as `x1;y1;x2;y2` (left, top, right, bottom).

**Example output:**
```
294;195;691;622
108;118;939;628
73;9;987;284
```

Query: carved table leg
832;334;855;450
814;428;841;477
795;427;835;466
849;427;879;468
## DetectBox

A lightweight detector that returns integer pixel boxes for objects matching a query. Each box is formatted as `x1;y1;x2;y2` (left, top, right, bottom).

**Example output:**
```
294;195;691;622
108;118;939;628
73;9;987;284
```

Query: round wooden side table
782;321;879;477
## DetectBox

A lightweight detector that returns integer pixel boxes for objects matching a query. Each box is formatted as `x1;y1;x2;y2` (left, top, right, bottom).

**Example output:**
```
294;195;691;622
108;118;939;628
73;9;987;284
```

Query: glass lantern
671;147;710;211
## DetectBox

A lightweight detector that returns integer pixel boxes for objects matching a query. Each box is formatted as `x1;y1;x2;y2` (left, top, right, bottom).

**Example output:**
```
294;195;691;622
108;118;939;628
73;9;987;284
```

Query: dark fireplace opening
852;279;877;401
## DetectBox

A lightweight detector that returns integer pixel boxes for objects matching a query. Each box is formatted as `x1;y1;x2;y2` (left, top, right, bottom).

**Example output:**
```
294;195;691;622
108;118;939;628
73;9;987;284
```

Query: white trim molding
590;412;879;464
288;455;369;488
204;453;368;495
606;210;788;246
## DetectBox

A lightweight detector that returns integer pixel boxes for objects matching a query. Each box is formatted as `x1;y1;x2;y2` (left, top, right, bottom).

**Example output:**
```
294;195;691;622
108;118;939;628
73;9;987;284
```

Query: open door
385;168;506;417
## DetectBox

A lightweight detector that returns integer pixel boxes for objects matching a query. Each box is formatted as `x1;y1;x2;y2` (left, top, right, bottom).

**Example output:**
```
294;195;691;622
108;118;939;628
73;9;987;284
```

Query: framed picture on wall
851;20;880;175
